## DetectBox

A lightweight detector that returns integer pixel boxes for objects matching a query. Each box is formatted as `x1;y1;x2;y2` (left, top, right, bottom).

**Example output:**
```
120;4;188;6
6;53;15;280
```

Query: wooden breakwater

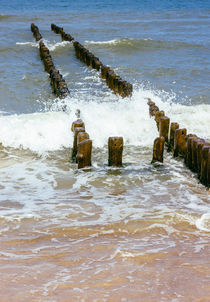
147;98;210;188
71;110;123;169
51;24;132;98
31;24;70;99
31;23;42;41
30;23;209;184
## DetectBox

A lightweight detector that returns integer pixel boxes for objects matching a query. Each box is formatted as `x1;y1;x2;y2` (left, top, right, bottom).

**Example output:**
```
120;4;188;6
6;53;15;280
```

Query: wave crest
0;14;14;21
85;38;206;51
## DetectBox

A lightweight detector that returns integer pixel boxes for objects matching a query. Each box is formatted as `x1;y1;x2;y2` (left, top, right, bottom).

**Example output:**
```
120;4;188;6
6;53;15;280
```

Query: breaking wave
85;38;207;50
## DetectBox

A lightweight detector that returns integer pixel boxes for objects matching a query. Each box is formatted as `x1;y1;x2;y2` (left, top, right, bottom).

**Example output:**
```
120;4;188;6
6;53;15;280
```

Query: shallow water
0;0;210;301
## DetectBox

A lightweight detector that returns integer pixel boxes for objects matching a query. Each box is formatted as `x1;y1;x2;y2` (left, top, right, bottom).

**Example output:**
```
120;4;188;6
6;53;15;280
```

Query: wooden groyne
71;111;124;169
147;98;210;188
31;24;208;184
31;24;70;99
51;24;133;98
31;23;42;41
71;110;92;169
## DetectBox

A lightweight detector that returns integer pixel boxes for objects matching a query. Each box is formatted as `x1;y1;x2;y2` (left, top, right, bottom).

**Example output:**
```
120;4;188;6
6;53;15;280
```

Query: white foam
85;38;151;46
0;87;209;153
158;102;210;140
42;40;72;51
16;41;39;47
85;39;119;45
196;213;210;232
16;40;71;52
0;111;72;153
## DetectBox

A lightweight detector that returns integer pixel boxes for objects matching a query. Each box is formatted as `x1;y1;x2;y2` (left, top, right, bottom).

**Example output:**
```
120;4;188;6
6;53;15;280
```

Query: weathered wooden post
155;111;165;131
72;127;85;161
173;128;187;157
191;138;204;172
113;76;121;93
159;116;170;144
207;149;210;187
151;136;165;163
168;122;179;152
185;135;197;169
77;139;92;169
200;145;210;186
77;132;90;145
126;82;133;97
71;118;85;133
101;65;110;79
31;23;42;41
147;98;155;107
197;140;206;178
149;105;159;117
108;137;123;167
92;57;102;71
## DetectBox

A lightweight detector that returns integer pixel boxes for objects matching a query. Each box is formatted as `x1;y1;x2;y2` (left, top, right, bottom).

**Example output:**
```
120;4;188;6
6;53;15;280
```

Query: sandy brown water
0;147;209;301
0;215;210;301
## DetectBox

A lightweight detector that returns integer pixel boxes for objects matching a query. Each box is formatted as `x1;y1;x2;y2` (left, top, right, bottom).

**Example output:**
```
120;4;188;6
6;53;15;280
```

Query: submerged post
151;136;165;163
108;137;123;167
77;139;92;169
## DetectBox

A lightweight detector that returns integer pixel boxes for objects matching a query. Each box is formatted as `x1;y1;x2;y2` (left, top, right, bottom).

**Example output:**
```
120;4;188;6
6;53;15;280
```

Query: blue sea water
0;0;210;115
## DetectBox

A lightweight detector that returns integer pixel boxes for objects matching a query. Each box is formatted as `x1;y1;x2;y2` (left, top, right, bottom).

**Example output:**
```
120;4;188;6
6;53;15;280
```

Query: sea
0;0;210;301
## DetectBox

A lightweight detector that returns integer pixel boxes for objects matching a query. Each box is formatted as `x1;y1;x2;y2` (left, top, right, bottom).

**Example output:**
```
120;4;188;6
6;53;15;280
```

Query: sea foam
196;213;210;232
0;87;209;154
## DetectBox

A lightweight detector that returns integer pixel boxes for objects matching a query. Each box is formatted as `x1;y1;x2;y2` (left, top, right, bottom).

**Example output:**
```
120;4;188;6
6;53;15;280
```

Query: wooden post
113;76;121;93
173;128;187;157
168;122;179;152
192;138;204;172
72;127;85;161
31;23;42;41
71;119;85;132
147;98;155;107
200;145;210;186
77;139;92;169
101;65;111;79
77;132;89;145
108;137;123;167
185;135;197;169
155;111;165;131
151;136;165;163
159;116;170;143
197;140;206;178
207;149;210;187
149;105;159;117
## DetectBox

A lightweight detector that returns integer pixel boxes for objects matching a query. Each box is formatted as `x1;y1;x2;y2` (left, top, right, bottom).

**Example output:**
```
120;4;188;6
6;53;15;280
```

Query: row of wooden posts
31;23;209;187
148;98;210;188
31;23;70;99
51;23;133;98
71;110;123;169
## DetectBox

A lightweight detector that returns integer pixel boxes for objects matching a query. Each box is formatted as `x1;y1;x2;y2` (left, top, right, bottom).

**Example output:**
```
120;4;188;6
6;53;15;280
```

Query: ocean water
0;0;210;301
